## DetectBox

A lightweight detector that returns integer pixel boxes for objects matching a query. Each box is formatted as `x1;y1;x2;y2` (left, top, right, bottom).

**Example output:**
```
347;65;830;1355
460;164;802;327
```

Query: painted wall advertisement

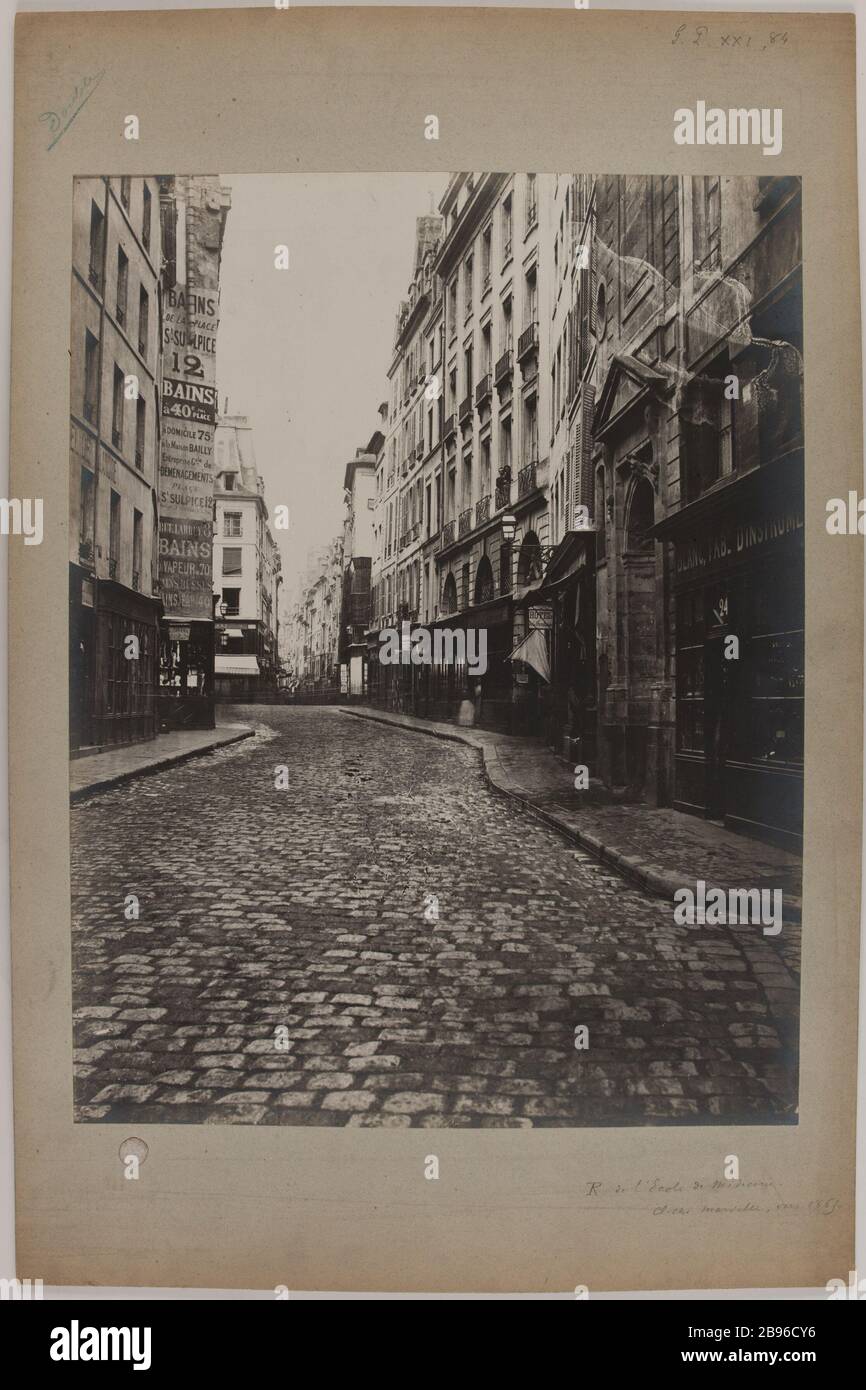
158;284;220;620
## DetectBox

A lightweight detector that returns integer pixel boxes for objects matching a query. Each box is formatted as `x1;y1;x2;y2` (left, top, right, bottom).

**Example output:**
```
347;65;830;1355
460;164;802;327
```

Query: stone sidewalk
70;722;254;802
343;706;803;973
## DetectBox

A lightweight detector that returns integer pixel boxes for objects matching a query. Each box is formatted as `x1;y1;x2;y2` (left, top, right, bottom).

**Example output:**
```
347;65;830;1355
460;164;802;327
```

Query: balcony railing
441;520;456;547
415;441;425;462
518;461;537;497
78;538;94;565
108;557;118;579
517;321;539;362
495;477;511;510
443;413;457;441
132;570;141;592
475;373;492;409
83;400;97;424
502;235;512;263
526;201;538;231
458;507;472;538
135;448;144;470
458;394;473;427
494;350;512;388
475;494;491;527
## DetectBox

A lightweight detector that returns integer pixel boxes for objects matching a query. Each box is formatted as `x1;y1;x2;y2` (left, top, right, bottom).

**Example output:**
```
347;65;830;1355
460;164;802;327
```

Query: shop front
656;455;804;850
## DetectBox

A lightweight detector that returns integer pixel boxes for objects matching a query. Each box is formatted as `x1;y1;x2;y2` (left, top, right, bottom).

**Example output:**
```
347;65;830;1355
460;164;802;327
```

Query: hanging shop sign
528;604;553;631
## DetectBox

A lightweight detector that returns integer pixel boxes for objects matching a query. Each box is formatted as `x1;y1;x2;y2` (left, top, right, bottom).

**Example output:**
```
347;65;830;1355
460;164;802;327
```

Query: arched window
626;476;655;552
474;555;494;605
594;466;606;561
442;572;458;615
517;530;543;586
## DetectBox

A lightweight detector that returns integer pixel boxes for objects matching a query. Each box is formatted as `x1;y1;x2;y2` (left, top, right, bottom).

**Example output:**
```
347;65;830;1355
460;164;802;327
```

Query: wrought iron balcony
475;494;491;527
517;321;538;363
494;350;512;388
132;570;141;592
502;236;512;263
441;519;456;548
443;413;457;442
458;507;472;538
475;373;492;409
526;201;538;231
495;477;511;510
458;394;473;427
518;461;537;497
108;557;118;579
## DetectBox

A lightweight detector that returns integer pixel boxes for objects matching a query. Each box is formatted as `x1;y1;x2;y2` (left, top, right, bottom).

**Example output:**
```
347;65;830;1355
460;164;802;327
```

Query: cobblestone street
71;705;799;1128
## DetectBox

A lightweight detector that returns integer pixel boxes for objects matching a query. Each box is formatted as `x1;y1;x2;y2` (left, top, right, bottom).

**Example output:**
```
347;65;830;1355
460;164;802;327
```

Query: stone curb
341;706;802;926
70;728;256;804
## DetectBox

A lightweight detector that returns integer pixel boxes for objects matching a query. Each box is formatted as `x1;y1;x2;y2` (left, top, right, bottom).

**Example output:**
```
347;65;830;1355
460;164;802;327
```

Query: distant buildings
212;414;282;700
287;541;344;693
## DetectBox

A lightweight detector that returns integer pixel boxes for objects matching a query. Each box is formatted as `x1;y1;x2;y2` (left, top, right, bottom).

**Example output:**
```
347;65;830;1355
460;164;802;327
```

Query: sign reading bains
159;283;221;619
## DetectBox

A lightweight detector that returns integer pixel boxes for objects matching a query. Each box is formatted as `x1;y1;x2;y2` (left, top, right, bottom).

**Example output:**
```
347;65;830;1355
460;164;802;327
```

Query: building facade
289;540;344;693
339;411;385;697
212;414;282;699
363;171;803;849
156;174;231;729
69;175;163;751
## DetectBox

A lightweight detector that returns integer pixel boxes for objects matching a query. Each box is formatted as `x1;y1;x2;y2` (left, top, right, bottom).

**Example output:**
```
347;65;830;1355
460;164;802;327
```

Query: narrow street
71;706;798;1128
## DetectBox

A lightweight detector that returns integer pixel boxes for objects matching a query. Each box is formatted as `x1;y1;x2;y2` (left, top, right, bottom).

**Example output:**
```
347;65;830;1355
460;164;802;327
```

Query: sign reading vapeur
159;281;221;619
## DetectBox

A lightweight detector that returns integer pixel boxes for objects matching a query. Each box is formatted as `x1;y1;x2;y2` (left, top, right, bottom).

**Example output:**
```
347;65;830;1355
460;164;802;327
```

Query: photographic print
68;169;804;1130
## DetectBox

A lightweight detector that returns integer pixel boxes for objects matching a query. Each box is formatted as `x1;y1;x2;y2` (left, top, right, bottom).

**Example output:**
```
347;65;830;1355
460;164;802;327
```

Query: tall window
88;201;105;289
138;285;149;355
500;418;512;474
594;465;606;561
224;512;242;537
502;295;513;350
132;508;143;590
482;224;492;286
693;175;722;273
448;279;457;339
111;364;124;448
525;266;538;325
116;246;129;326
120;176;131;210
502;194;513;261
142;183;152;251
222;547;243;576
78;467;95;559
135;395;146;469
464;255;473;318
109;490;121;577
83;330;99;423
482;324;492;376
464;345;473;397
526;173;537;230
523;396;538;463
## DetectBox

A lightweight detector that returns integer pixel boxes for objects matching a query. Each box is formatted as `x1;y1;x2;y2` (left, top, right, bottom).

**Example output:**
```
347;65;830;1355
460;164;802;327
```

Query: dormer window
224;474;234;491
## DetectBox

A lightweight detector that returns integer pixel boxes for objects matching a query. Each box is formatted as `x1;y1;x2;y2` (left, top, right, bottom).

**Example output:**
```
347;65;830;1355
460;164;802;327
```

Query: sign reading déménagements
158;271;221;620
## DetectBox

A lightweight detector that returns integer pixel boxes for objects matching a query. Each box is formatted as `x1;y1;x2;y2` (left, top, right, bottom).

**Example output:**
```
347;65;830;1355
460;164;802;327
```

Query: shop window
222;587;241;616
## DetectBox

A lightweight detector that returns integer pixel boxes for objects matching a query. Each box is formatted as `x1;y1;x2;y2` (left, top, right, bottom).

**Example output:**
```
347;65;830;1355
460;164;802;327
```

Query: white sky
215;172;449;609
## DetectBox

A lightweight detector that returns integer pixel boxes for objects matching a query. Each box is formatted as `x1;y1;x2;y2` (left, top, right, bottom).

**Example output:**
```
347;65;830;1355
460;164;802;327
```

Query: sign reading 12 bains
159;285;220;621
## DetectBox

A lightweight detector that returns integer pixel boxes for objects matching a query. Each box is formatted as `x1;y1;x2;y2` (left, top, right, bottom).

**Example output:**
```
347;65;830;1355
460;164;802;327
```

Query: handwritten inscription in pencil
40;70;106;151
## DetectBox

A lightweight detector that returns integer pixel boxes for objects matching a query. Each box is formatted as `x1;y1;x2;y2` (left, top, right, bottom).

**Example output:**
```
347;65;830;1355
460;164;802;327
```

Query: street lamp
501;513;517;543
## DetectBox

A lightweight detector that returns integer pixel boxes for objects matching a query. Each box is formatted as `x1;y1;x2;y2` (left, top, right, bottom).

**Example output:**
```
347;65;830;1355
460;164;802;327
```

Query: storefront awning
508;628;551;683
215;654;260;675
